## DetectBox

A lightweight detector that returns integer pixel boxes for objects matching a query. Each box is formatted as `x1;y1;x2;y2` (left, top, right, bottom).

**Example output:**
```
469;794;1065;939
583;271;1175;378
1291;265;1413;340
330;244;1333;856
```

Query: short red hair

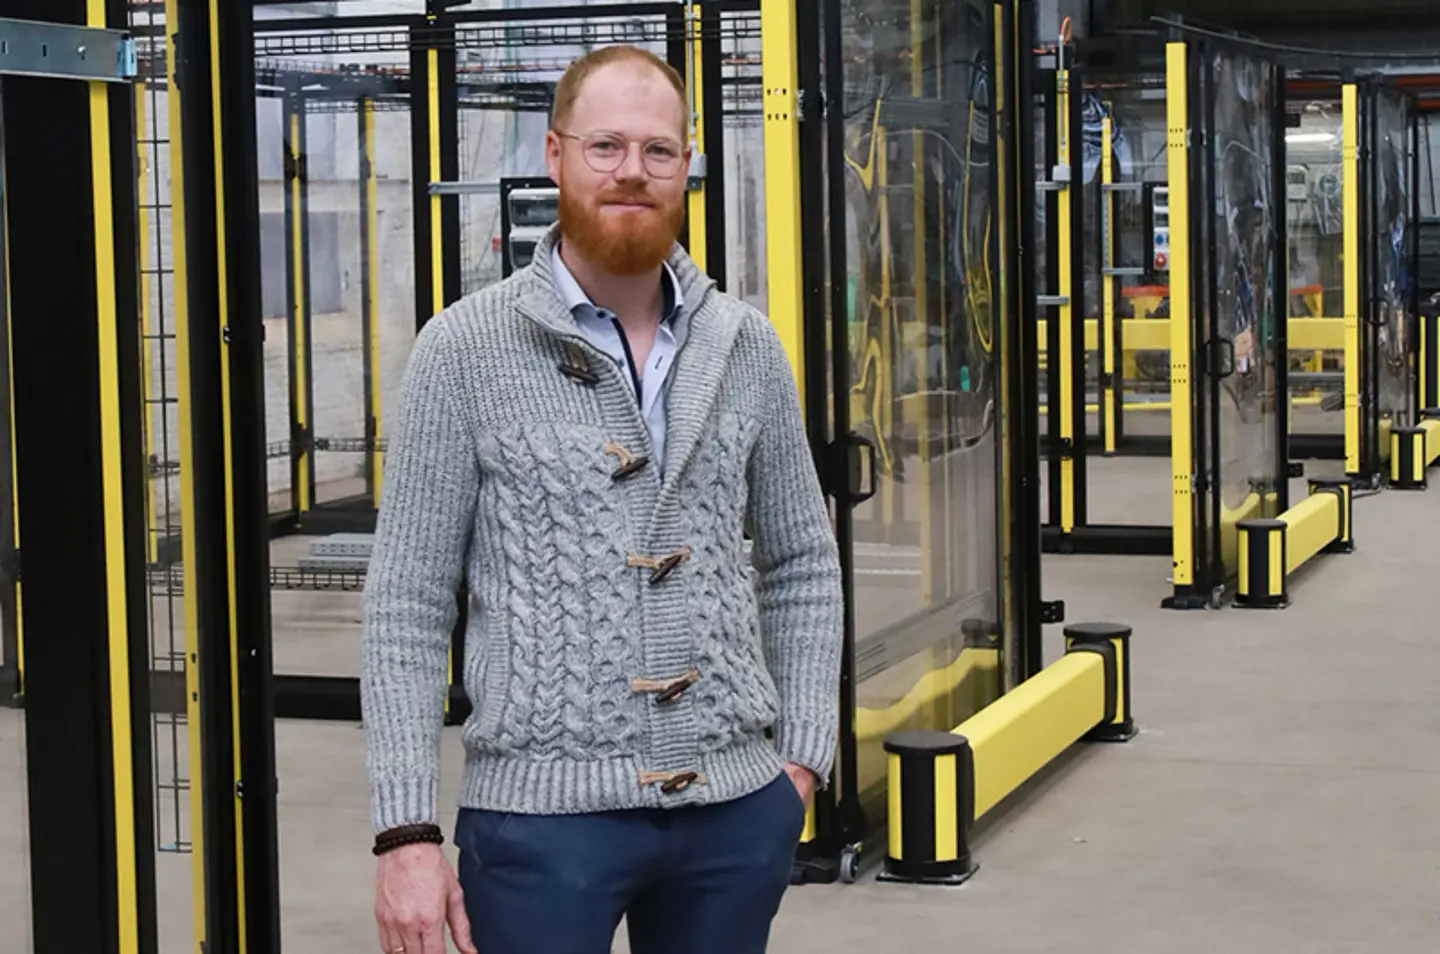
550;44;688;132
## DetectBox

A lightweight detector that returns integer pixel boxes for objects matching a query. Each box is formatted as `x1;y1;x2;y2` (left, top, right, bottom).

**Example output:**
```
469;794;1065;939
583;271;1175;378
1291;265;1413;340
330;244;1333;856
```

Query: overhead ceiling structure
1085;0;1440;109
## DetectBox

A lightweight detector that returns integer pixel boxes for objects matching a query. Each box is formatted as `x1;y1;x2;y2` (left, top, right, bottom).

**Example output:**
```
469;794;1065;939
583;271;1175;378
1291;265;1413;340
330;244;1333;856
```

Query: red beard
557;174;686;276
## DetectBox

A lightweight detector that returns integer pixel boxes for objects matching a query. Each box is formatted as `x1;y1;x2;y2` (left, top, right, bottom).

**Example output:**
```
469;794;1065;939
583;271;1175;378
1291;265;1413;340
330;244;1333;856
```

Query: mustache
596;187;658;206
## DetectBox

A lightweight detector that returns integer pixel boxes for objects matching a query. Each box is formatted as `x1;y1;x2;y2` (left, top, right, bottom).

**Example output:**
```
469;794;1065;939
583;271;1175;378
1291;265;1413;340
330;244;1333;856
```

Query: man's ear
545;130;562;184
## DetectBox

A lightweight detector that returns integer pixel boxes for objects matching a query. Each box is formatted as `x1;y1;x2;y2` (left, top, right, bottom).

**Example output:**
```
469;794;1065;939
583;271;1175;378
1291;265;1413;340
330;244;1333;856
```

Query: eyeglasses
557;130;688;180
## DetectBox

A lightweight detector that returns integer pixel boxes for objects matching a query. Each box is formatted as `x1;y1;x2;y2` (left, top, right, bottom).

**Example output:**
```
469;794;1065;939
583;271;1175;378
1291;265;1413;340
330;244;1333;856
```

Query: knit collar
515;222;715;344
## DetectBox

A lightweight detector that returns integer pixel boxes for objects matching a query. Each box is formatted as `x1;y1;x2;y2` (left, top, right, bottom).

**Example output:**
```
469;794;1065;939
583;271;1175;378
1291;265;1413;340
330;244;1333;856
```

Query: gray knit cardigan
360;226;843;833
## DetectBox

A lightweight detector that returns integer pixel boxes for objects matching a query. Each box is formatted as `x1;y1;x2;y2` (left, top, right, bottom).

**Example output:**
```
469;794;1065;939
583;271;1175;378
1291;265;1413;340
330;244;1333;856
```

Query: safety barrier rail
877;623;1134;885
1235;480;1354;608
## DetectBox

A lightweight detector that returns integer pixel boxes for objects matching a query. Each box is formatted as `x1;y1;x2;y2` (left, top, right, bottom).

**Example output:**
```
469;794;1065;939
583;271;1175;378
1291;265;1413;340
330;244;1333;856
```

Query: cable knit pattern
361;224;843;832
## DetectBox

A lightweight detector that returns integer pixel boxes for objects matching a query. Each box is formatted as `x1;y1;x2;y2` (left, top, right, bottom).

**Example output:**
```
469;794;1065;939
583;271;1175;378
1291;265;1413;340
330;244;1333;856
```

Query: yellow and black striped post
1064;622;1136;742
879;730;978;885
1236;518;1288;608
1389;426;1427;490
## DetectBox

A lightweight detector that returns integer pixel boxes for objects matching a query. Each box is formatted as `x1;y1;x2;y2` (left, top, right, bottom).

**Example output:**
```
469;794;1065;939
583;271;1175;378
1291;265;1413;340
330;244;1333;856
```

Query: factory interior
5;1;1440;951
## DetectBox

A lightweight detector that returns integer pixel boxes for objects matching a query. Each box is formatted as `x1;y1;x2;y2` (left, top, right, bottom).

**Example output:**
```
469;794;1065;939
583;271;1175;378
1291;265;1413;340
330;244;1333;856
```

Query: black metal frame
6;1;158;951
1043;42;1177;557
1066;31;1290;602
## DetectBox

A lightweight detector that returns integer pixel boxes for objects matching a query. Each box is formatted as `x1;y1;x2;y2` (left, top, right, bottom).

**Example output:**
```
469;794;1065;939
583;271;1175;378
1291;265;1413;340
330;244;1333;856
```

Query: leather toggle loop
558;344;598;385
638;770;706;794
626;548;692;584
630;668;700;704
604;442;650;481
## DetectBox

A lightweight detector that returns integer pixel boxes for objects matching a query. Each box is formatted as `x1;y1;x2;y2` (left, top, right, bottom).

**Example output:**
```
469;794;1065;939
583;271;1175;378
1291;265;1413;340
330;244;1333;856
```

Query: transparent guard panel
257;90;296;518
1285;96;1346;446
1086;75;1173;528
1210;49;1283;574
834;0;1002;827
722;11;766;312
1375;89;1414;434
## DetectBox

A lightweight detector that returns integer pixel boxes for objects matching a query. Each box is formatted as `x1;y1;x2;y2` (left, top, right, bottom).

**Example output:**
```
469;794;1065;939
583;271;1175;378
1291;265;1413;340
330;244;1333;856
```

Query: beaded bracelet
372;823;445;856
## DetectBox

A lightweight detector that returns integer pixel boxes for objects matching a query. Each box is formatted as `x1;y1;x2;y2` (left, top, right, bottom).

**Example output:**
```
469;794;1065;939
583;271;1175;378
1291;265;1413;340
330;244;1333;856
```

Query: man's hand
374;842;477;954
782;762;818;809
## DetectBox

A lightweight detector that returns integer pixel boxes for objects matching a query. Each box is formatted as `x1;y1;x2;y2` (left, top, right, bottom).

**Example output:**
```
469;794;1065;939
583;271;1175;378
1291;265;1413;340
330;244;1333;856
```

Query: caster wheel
839;847;860;884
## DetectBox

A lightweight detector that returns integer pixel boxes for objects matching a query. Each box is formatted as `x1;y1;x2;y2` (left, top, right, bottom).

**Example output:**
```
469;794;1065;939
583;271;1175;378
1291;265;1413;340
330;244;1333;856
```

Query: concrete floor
5;470;1440;952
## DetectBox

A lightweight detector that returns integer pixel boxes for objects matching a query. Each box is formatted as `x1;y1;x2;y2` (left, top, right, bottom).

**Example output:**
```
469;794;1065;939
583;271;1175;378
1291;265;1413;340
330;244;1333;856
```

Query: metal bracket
1037;295;1070;307
0;17;137;82
1040;600;1066;624
428;180;501;195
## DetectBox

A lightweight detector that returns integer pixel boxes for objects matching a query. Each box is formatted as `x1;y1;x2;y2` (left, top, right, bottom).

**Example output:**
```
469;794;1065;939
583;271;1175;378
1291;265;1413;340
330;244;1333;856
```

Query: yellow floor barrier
877;623;1134;885
1235;480;1354;608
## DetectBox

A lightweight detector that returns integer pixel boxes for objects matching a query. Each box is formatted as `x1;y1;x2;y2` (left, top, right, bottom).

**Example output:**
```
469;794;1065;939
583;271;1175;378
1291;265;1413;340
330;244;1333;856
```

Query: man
360;44;843;954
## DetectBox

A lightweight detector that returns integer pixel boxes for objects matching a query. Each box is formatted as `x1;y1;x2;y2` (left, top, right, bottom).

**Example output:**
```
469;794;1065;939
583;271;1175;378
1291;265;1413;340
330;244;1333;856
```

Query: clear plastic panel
1285;97;1346;439
833;0;1002;823
1211;49;1283;572
722;11;766;312
256;91;296;518
1375;89;1413;430
1086;76;1173;528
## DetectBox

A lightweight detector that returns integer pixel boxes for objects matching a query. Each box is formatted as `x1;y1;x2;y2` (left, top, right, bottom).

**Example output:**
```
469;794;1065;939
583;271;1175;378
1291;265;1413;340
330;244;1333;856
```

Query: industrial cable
1149;15;1440;62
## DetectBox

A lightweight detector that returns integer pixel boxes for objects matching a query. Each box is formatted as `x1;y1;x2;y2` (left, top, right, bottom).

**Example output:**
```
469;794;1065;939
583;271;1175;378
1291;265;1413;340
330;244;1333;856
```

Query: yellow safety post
1342;84;1361;477
761;0;805;398
136;86;160;565
1165;42;1195;597
1101;115;1117;454
685;4;707;274
1056;69;1076;532
1235;480;1353;608
162;0;207;943
879;623;1134;885
361;97;383;506
288;97;312;513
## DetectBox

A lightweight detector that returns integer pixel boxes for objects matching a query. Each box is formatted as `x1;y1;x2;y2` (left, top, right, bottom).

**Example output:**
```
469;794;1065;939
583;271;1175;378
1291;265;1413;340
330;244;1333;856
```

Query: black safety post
175;0;283;951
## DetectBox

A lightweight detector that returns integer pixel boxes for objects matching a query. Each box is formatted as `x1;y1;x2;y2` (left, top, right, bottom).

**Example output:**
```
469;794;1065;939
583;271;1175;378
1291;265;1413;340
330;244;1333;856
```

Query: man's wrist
372;822;445;856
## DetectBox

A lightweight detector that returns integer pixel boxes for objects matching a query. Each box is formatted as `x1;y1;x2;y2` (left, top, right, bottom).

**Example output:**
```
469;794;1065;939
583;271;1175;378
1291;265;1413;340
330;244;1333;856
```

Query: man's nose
613;142;647;181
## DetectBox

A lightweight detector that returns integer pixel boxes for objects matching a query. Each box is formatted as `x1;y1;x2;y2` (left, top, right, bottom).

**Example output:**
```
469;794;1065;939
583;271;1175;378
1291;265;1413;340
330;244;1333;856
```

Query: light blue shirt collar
549;243;684;323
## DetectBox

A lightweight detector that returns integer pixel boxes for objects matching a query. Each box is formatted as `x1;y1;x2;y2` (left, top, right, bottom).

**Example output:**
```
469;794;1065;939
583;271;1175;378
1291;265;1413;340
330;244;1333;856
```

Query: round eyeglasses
557;131;688;180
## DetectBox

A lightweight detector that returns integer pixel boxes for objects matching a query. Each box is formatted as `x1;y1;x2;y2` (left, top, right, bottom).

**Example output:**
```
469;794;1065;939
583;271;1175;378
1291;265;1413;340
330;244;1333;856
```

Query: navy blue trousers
453;770;806;954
